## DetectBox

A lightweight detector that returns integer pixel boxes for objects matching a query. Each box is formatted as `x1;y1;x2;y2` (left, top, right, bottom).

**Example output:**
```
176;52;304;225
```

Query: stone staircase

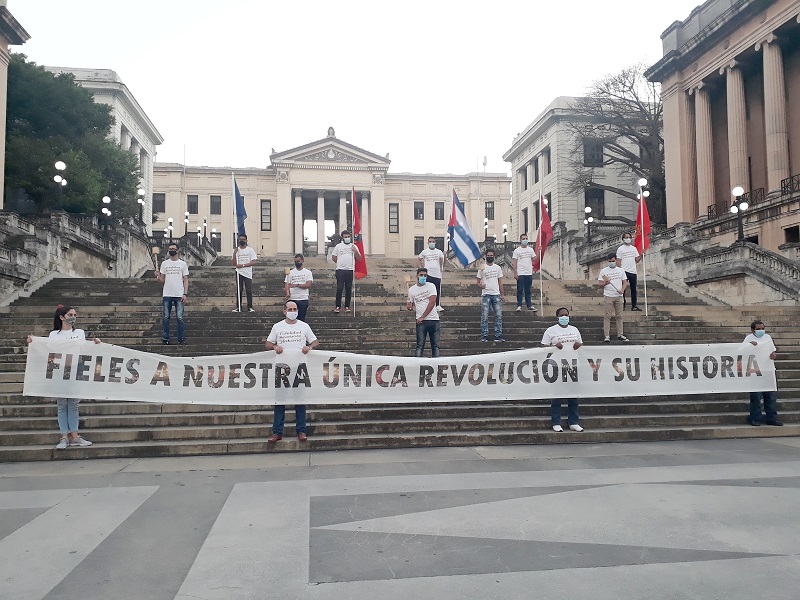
1;256;798;461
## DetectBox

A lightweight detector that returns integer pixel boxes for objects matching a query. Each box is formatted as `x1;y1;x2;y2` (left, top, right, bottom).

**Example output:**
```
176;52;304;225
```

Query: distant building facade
153;130;511;259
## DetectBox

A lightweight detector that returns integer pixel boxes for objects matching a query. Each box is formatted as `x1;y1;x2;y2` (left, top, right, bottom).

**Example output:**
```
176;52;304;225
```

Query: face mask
294;262;303;269
418;276;427;285
239;241;247;247
486;257;494;264
168;250;178;256
754;329;766;338
608;261;616;268
558;316;569;326
286;310;298;321
343;237;351;244
65;315;77;325
521;239;528;246
428;243;436;250
623;238;631;245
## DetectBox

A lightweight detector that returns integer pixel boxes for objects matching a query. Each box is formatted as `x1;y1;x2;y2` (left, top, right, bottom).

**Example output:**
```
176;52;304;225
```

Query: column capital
719;60;740;76
755;33;779;51
362;191;370;201
339;190;349;199
293;189;303;200
317;190;325;199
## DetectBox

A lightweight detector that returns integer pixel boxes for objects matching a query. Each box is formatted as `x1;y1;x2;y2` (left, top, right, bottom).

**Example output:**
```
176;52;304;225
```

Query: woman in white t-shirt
27;305;101;450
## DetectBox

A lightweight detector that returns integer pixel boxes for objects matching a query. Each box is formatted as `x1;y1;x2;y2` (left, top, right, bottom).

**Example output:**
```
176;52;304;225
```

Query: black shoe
747;419;762;426
494;337;506;342
480;336;488;342
162;340;170;345
765;419;784;426
179;340;186;345
632;306;642;311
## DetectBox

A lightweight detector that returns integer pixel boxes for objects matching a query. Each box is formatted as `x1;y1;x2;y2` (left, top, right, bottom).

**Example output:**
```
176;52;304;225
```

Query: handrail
781;173;800;196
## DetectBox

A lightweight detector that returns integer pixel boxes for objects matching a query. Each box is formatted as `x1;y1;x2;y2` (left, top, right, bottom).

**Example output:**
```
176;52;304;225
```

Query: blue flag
448;189;481;267
234;179;247;237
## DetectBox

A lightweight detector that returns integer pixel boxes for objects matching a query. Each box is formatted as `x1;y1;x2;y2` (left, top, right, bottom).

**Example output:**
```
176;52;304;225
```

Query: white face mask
521;239;528;246
608;261;617;268
428;242;436;249
286;310;299;321
343;237;351;244
623;238;632;245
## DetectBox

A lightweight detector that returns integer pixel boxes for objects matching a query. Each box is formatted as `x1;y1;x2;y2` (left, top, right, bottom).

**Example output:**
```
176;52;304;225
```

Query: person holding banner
284;254;313;322
512;233;537;312
744;320;782;427
156;243;189;345
265;301;320;443
616;233;642;311
477;249;505;342
26;305;101;449
597;252;629;343
541;307;583;432
332;229;361;313
231;234;257;313
406;267;440;357
418;236;445;312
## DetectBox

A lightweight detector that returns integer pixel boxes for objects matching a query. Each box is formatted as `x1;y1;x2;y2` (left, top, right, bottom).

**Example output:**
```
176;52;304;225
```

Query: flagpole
232;172;241;312
352;189;356;318
638;181;649;318
538;196;544;313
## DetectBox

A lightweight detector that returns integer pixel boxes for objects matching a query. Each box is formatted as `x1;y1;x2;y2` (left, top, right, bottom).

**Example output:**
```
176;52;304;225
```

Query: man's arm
417;256;424;268
230;252;237;266
512;258;518;279
498;277;504;298
353;246;362;260
417;296;436;323
182;275;189;294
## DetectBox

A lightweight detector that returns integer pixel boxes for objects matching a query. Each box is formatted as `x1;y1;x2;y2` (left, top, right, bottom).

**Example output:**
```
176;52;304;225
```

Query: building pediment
270;129;390;171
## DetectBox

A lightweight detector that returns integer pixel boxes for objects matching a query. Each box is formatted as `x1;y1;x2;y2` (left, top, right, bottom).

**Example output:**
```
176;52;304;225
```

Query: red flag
634;197;651;253
352;187;368;279
533;196;553;272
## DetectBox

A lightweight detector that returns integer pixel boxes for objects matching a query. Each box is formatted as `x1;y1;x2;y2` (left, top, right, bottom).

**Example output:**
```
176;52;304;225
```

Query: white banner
22;337;777;406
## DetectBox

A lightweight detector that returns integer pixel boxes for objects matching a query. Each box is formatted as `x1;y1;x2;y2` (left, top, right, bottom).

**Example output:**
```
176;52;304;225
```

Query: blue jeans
295;299;309;322
57;397;80;434
481;295;503;338
415;320;440;357
749;391;778;423
162;297;185;342
552;399;580;426
272;405;307;436
516;275;533;308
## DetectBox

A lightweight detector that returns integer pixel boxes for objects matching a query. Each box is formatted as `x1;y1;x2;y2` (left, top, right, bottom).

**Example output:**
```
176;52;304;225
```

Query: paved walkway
2;438;800;600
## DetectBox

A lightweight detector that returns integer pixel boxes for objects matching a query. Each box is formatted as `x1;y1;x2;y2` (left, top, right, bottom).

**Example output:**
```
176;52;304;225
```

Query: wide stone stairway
1;256;798;461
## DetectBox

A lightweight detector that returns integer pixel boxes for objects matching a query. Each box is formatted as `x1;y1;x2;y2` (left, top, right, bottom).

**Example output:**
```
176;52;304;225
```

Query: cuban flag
448;189;481;268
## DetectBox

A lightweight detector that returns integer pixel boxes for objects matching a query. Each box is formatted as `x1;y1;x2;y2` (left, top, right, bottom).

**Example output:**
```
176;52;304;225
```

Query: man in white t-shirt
418;236;445;312
616;232;642;311
743;319;782;426
284;253;314;322
231;234;258;313
406;267;440;357
476;249;505;342
596;252;629;343
331;229;362;313
512;233;537;312
541;307;584;432
265;301;320;443
155;242;189;345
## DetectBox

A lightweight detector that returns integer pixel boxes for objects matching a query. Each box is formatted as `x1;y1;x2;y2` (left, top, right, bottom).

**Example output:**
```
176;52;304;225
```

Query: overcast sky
11;0;702;175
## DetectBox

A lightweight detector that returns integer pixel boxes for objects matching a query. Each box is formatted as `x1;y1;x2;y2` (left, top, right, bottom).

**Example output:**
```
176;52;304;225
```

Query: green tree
5;54;141;215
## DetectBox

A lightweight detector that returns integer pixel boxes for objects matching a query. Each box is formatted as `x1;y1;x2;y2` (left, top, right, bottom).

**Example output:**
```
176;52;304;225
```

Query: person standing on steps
418;236;445;312
597;252;629;343
477;249;505;342
232;234;257;313
284;253;314;322
332;229;361;313
512;233;537;312
156;242;189;345
26;305;101;449
406;267;440;357
743;320;782;427
541;307;584;432
616;232;642;311
265;301;320;443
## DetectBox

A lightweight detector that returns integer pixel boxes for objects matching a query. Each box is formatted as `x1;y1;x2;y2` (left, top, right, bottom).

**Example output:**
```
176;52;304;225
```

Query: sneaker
436;306;445;312
480;336;489;342
528;306;538;311
494;337;506;342
333;307;340;313
603;336;610;343
618;335;630;343
69;436;92;447
516;306;522;312
552;425;563;432
162;340;170;345
232;308;241;313
345;307;351;312
56;437;68;449
765;419;784;426
569;424;584;432
632;307;642;311
248;308;255;313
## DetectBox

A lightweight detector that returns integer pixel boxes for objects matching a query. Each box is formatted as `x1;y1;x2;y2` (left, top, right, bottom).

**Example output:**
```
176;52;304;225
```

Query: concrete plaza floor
1;438;800;600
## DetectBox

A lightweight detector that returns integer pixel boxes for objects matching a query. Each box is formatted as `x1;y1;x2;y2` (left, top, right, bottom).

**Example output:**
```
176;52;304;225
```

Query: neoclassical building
153;129;511;258
646;0;800;250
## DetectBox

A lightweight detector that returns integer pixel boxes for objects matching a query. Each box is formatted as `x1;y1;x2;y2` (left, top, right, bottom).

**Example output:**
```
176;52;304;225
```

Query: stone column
294;190;304;255
694;85;715;212
339;190;348;233
361;191;370;255
685;91;699;220
316;191;326;256
758;35;790;192
723;63;748;192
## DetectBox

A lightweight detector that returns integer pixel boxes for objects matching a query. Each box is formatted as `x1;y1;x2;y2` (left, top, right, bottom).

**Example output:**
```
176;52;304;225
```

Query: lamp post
483;217;489;242
203;218;208;242
167;217;174;243
101;196;111;233
53;160;67;209
137;188;145;223
502;223;508;243
196;225;202;246
184;212;190;237
730;185;748;242
211;227;217;251
583;206;594;244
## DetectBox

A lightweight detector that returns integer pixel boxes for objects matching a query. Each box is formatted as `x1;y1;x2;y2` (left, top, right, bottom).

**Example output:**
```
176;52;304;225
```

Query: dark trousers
272;405;306;436
335;270;354;309
749;391;778;423
415;320;441;357
295;299;309;322
552;399;580;425
427;275;442;306
236;274;253;310
624;272;638;308
516;274;533;308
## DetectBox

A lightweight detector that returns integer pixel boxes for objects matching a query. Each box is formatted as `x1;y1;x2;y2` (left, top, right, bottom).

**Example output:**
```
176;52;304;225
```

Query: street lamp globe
137;188;145;197
637;178;648;187
54;161;66;171
643;191;650;198
584;206;592;214
732;186;745;198
102;196;111;204
740;201;749;211
61;180;67;187
588;216;594;223
53;175;62;183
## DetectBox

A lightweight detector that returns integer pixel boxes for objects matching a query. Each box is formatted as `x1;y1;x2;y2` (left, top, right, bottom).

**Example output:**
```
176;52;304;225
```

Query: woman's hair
52;304;74;332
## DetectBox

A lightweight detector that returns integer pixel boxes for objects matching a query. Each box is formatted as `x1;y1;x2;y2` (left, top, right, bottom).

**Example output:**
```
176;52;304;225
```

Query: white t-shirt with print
478;264;503;296
541;324;582;347
48;328;86;341
418;248;444;278
285;268;314;301
512;245;536;276
266;320;318;349
616;244;640;274
407;282;439;321
234;246;258;279
333;242;358;271
160;259;189;298
743;332;777;355
598;266;627;298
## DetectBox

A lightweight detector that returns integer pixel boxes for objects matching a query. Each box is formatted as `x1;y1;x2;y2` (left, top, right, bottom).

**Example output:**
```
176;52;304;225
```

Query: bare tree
565;63;665;225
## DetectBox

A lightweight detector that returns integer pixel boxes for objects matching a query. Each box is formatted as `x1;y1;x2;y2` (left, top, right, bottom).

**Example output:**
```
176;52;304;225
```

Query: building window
518;166;528;191
521;208;529;236
784;225;800;244
413;236;425;255
583;140;604;167
187;195;199;215
533;158;539;184
543;147;551;174
260;199;272;231
211;234;222;252
414;201;425;220
434;201;445;220
584;188;605;218
544;192;552;220
152;193;166;214
389;203;399;233
434;236;444;251
485;201;495;221
210;195;222;215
